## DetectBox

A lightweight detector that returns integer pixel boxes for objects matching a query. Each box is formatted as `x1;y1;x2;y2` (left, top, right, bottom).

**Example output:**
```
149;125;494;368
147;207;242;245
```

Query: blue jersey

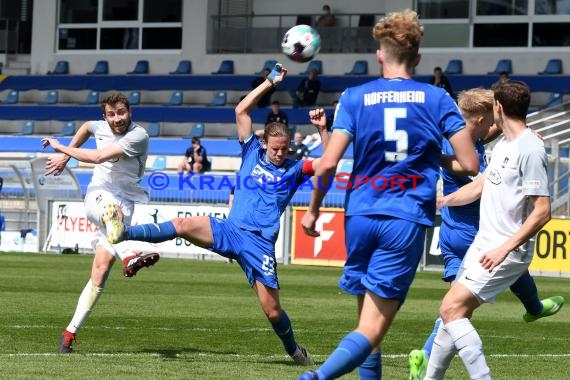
228;136;309;242
333;78;465;226
440;138;487;231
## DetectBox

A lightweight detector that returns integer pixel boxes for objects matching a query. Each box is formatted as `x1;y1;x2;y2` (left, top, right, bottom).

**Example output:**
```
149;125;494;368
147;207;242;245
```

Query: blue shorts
339;215;425;303
209;217;279;289
439;221;477;282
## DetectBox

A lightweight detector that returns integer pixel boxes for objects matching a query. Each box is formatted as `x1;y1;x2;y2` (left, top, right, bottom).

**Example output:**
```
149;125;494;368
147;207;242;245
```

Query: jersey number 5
384;108;408;162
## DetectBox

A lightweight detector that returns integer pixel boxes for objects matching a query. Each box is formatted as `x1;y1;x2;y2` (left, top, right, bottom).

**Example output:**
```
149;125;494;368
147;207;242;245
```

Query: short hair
101;92;130;112
373;9;423;69
271;100;280;105
457;88;494;121
191;137;201;144
491;79;530;121
433;66;442;72
263;122;290;142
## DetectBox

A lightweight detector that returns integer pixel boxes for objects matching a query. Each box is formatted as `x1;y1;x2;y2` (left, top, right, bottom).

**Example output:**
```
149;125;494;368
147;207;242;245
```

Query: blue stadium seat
211;60;234;75
538;59;562;75
183;123;205;139
81;91;99;105
54;121;76;137
127;60;149;74
170;60;192;74
43;90;59;105
545;92;563;108
47;60;69;75
146;156;167;172
444;59;463;75
299;60;322;75
147;122;161;137
67;157;79;169
208;91;227;106
13;121;34;136
87;60;109;75
128;91;141;105
488;59;512;75
345;60;368;75
164;91;183;106
3;90;19;104
255;60;277;75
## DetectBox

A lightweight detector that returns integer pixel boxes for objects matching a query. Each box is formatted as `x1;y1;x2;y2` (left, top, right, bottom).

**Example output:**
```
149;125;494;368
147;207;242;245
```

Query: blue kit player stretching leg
102;63;330;365
408;88;564;380
298;9;479;380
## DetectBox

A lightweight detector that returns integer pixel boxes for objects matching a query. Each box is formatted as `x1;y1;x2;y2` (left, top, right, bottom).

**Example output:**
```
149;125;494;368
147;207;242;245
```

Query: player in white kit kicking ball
425;80;555;380
42;92;159;353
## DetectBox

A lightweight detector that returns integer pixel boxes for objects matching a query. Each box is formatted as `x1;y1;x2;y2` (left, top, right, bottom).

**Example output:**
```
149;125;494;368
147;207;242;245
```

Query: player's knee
171;217;186;232
265;309;281;323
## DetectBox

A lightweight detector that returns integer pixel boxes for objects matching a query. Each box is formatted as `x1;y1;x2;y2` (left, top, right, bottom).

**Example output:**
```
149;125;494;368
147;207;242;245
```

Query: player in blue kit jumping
407;88;564;380
101;63;329;365
298;9;479;380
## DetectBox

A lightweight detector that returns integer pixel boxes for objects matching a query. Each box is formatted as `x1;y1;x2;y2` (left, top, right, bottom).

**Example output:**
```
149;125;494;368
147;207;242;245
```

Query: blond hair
372;9;423;68
263;122;290;142
457;88;494;121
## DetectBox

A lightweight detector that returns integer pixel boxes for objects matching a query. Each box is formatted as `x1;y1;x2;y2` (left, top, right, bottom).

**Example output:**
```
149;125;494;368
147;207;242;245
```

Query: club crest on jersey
487;169;502;185
251;164;281;185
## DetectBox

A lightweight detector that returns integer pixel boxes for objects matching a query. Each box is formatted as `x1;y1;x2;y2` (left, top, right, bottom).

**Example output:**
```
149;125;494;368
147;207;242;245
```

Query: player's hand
301;210;320;237
479;247;509;271
45;153;70;176
267;63;287;86
436;196;447;209
42;137;62;151
309;108;327;132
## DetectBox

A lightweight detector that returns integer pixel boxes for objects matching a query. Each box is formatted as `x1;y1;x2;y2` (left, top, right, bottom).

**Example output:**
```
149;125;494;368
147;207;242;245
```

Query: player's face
264;135;290;166
103;102;131;135
476;113;494;139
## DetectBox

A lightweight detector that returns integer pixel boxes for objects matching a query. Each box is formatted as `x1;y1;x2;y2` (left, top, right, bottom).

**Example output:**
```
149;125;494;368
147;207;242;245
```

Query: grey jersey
473;129;549;251
87;120;149;203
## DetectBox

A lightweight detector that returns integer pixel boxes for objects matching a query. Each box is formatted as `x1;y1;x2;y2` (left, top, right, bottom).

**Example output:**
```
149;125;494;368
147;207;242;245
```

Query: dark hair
191;137;201;144
491;79;530;121
101;92;130;112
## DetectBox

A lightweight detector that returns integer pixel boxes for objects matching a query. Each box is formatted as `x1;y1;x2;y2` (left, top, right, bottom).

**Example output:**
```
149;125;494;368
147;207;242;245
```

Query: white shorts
456;244;533;304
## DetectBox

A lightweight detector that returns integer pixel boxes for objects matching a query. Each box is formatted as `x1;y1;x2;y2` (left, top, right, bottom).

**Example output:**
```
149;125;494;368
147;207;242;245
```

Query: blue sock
271;310;297;356
510;271;543;315
422;317;442;359
316;331;372;380
358;350;382;380
123;221;177;243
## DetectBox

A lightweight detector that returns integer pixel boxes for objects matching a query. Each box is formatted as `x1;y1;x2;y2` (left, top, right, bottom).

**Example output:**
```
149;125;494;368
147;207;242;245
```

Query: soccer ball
281;25;321;63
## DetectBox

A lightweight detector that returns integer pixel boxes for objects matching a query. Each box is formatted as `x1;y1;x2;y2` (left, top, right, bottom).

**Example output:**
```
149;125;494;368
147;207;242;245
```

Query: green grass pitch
0;252;569;379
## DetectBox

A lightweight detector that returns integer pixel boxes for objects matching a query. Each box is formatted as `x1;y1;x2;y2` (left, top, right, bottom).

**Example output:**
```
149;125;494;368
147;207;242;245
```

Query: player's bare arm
44;121;93;176
235;64;287;142
479;195;551;271
443;128;479;176
438;173;485;208
43;138;125;165
307;107;330;171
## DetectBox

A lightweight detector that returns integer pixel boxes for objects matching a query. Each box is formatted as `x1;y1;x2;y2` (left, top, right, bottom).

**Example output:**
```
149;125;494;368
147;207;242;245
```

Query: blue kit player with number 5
299;9;479;380
102;63;330;365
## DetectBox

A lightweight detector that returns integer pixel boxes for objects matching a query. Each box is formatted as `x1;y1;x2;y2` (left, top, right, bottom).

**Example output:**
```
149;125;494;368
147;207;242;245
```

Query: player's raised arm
235;63;287;142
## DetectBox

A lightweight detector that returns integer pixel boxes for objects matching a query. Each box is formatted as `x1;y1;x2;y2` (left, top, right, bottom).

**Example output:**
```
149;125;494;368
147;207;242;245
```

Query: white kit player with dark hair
42;92;159;353
425;80;554;379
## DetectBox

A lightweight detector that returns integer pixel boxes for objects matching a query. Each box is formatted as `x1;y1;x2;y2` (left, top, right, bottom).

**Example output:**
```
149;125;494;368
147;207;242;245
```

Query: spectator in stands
42;92;159;354
104;63;331;366
429;66;454;99
266;100;289;126
493;71;509;87
251;68;275;108
316;4;335;27
291;69;321;108
177;137;211;174
289;132;310;160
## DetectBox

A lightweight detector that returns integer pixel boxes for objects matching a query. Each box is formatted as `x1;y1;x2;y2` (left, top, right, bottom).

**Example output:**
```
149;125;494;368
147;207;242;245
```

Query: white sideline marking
3;353;570;359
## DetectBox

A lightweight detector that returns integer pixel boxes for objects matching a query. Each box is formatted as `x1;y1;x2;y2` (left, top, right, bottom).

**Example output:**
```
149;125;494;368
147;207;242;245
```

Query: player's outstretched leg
122;252;160;277
523;295;565;322
58;330;76;353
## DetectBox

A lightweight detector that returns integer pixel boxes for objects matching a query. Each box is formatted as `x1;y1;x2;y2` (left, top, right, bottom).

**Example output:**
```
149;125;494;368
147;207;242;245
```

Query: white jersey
472;128;549;252
87;120;149;203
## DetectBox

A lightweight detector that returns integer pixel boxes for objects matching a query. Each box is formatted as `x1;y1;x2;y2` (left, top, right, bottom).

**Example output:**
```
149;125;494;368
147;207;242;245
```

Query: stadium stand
12;121;34;136
345;60;368;75
208;91;227;106
146;155;167;172
81;91;99;105
255;60;277;75
444;59;463;75
164;91;183;106
54;121;76;137
146;122;161;137
300;60;323;75
183;123;205;139
128;91;141;105
2;90;18;104
42;91;59;105
211;60;234;75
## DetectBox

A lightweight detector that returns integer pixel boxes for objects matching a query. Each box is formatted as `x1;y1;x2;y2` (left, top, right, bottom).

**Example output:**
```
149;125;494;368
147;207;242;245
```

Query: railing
209;13;381;54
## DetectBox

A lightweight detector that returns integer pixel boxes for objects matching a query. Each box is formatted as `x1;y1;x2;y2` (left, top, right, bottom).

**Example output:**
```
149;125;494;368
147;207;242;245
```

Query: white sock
446;318;491;380
425;322;456;380
91;233;133;261
66;279;104;333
